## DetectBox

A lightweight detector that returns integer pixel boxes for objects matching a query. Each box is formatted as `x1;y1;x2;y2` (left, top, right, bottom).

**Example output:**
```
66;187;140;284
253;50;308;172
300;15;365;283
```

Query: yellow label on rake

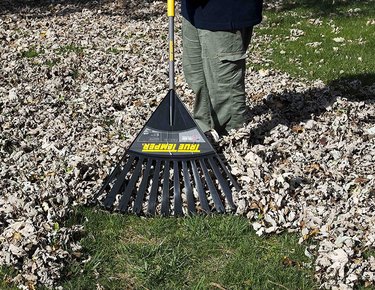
142;143;200;153
169;40;174;61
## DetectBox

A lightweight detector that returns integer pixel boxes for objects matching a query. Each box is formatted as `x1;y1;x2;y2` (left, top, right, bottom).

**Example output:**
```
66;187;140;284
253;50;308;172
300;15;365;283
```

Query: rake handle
168;0;175;125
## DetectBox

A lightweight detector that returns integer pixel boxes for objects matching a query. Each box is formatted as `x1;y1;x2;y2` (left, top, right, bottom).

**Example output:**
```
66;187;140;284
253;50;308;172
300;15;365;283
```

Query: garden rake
94;0;240;216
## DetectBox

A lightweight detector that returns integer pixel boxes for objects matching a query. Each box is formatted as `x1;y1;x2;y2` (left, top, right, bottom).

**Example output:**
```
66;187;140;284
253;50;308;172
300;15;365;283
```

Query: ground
0;0;374;289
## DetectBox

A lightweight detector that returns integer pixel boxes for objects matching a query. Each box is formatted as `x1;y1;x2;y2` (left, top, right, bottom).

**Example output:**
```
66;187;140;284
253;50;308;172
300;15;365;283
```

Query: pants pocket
216;52;246;88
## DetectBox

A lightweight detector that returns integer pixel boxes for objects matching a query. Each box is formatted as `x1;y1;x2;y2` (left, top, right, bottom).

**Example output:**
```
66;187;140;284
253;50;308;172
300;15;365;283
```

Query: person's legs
199;27;253;134
182;17;212;132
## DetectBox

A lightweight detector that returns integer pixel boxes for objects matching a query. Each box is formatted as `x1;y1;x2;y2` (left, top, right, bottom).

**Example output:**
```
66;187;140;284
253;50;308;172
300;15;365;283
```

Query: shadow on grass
246;73;375;146
0;0;164;20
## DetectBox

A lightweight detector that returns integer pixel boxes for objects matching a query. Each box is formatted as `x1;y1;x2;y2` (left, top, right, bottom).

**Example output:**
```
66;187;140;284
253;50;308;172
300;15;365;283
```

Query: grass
0;267;18;290
58;207;317;290
21;46;42;58
363;249;375;260
253;0;375;84
58;44;85;55
107;47;121;54
44;59;60;68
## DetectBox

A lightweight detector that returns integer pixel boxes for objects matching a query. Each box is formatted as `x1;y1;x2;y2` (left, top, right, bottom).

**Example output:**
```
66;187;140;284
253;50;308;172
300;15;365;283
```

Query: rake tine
191;160;210;214
103;155;135;208
182;160;195;215
133;158;153;215
119;157;145;213
161;161;170;216
199;159;225;213
147;160;161;216
208;156;236;211
217;157;241;192
173;161;183;216
92;156;123;204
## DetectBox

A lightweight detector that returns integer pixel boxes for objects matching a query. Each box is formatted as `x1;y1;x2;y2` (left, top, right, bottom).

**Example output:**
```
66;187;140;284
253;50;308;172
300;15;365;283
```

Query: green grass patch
0;267;18;290
363;248;375;260
58;44;85;55
21;46;42;58
254;0;375;84
69;69;80;79
60;207;317;290
107;47;121;54
44;58;60;68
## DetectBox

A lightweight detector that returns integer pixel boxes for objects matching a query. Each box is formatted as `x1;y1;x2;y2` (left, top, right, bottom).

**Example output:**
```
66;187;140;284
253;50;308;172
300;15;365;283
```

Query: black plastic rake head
94;90;240;216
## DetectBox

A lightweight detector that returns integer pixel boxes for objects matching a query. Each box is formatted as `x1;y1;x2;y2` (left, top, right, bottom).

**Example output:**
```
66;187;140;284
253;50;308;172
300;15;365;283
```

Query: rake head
94;90;240;216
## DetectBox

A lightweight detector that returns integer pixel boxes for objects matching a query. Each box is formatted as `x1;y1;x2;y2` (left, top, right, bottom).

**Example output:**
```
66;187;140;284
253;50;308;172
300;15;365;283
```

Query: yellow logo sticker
142;143;200;153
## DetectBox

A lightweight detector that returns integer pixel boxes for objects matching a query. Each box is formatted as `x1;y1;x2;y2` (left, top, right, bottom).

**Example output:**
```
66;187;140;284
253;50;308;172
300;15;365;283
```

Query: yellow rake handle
167;0;175;124
167;0;175;92
168;0;175;17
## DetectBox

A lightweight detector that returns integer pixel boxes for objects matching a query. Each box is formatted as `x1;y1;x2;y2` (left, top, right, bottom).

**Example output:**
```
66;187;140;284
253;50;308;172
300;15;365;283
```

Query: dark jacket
181;0;263;31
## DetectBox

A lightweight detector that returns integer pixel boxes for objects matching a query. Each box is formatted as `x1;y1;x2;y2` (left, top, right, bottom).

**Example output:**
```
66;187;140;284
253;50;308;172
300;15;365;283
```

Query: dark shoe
204;129;220;143
204;129;222;152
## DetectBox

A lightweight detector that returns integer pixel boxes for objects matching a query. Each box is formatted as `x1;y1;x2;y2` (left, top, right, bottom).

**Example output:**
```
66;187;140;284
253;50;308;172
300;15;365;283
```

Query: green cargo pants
182;17;253;134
